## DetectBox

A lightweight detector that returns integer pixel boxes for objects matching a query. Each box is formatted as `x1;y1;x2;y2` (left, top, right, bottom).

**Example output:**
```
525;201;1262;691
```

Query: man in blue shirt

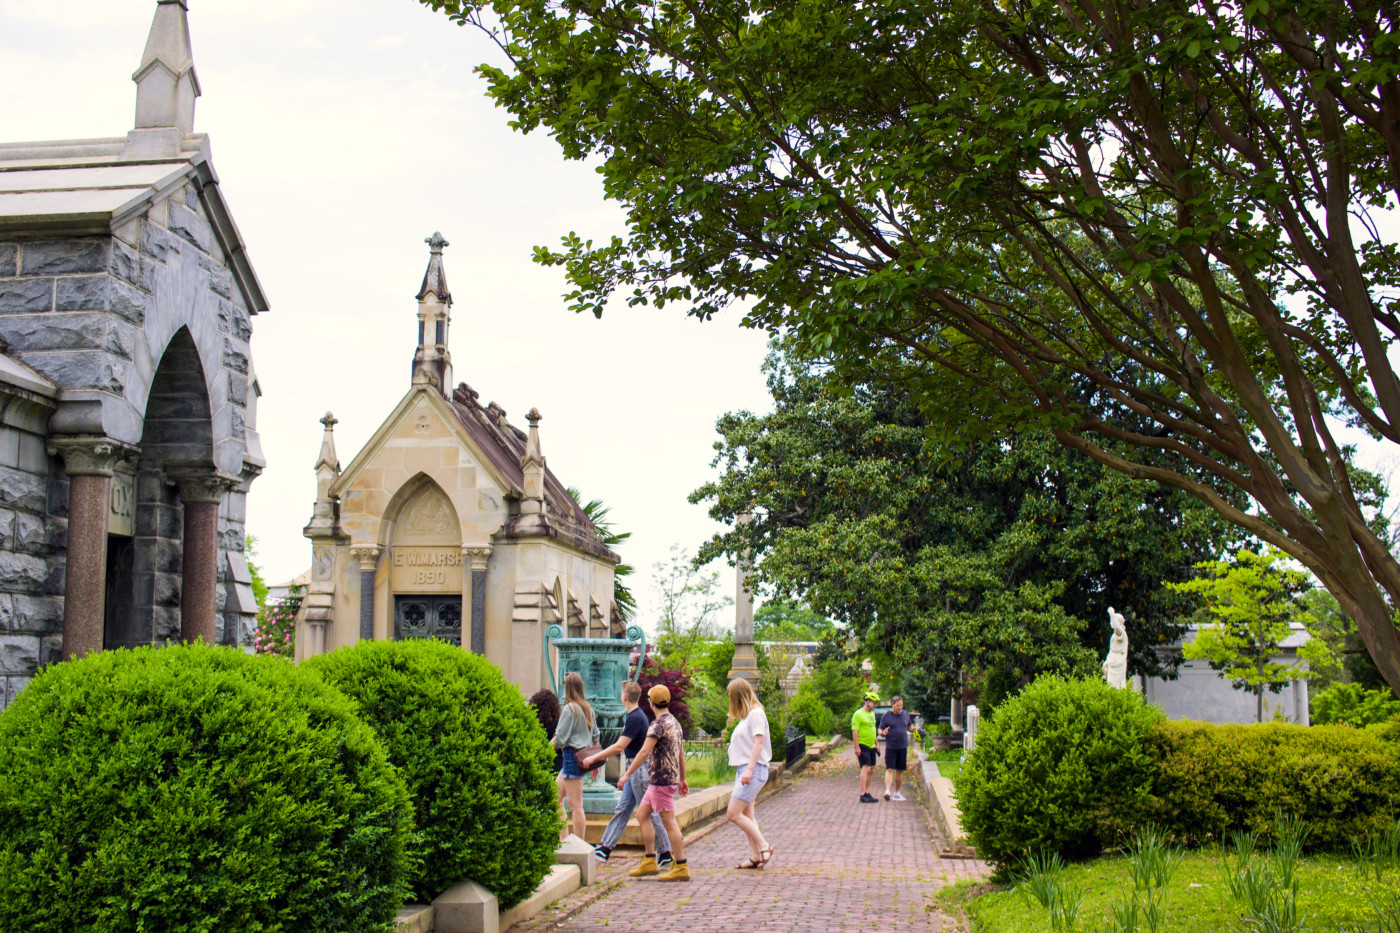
579;681;673;868
878;695;913;801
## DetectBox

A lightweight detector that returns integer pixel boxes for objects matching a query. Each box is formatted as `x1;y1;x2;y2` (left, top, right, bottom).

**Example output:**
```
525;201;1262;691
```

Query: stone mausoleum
0;1;265;704
294;234;620;695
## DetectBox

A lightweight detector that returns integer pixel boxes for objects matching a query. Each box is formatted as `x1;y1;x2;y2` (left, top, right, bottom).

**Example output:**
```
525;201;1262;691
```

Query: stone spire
123;1;201;159
520;408;548;514
727;510;760;685
303;412;341;539
412;232;454;394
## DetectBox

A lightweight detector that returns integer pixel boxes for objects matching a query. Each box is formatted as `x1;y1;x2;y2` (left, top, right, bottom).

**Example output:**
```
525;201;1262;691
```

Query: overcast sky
0;0;771;628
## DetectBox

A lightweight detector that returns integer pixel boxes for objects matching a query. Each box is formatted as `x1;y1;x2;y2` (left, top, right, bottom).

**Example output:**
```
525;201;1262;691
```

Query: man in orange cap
618;684;691;881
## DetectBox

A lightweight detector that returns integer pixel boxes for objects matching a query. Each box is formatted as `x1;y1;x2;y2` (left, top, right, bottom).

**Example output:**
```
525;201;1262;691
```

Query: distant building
0;1;265;705
294;235;620;696
1140;623;1312;725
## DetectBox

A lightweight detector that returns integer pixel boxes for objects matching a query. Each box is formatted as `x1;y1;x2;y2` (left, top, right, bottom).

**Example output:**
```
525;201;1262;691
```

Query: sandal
756;846;775;868
736;856;763;870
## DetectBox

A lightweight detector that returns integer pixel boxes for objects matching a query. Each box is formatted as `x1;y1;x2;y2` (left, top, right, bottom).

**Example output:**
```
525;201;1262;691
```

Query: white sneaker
891;792;906;801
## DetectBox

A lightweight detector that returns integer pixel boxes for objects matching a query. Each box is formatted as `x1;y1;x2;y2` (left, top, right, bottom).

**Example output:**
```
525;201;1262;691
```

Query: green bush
786;690;834;737
308;639;560;906
1121;719;1400;851
688;684;731;737
1312;681;1400;727
0;644;412;933
955;675;1163;866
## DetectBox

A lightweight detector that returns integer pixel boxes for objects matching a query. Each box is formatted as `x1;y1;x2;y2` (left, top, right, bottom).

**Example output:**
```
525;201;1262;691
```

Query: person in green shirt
851;692;880;803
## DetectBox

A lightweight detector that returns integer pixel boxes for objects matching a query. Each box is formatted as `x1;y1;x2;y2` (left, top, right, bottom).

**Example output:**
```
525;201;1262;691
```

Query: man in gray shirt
878;695;912;801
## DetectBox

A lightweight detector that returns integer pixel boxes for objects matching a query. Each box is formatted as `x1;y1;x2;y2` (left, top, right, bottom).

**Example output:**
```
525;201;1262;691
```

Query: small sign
109;470;135;537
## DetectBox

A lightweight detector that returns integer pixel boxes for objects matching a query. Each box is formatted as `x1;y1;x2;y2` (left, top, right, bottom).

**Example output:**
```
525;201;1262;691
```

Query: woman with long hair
552;671;601;840
725;678;773;868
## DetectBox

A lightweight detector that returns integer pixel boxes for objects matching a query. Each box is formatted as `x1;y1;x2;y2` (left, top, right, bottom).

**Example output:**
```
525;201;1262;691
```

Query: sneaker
593;845;611;864
657;851;674;870
859;793;878;803
892;792;906;801
628;856;660;878
657;862;691;882
883;789;891;800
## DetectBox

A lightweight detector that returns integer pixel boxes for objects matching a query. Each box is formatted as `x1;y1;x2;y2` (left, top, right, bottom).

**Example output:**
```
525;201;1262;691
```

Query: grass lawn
937;851;1400;932
924;748;965;781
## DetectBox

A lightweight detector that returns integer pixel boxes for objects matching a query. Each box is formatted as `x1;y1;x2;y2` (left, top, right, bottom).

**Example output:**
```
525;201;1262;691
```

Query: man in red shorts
619;684;690;881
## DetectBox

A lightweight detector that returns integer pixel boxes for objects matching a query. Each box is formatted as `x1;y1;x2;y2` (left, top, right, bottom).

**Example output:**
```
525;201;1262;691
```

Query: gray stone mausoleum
0;1;265;704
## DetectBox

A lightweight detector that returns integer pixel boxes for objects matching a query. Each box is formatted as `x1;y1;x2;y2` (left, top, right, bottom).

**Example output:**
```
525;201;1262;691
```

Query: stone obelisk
727;511;760;685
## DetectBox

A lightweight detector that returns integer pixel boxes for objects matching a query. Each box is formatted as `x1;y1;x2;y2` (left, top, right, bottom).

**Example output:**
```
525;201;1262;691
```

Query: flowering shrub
253;590;303;659
638;652;694;734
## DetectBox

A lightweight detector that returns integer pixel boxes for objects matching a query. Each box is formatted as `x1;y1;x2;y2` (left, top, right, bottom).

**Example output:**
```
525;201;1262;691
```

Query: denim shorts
731;762;769;803
560;746;586;779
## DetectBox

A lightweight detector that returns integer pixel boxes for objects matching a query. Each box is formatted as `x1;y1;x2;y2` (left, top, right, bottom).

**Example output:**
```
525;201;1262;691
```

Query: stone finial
523;408;545;469
315;411;340;473
416;232;452;302
133;0;201;134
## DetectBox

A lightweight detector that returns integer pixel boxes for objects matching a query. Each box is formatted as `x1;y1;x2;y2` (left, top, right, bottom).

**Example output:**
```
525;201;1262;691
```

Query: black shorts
886;747;907;771
858;744;879;767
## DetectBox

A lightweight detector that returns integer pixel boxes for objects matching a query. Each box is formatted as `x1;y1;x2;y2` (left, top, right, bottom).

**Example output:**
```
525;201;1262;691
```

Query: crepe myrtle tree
420;0;1400;692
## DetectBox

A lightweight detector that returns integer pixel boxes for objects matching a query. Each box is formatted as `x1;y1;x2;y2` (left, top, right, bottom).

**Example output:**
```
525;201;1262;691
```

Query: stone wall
0;391;63;707
0;181;262;673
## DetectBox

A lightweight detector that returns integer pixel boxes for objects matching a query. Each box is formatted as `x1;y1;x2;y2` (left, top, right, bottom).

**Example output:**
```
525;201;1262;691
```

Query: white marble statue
1102;607;1129;689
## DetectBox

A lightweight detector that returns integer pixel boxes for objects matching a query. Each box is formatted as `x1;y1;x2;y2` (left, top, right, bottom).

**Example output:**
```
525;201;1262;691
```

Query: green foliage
753;597;837;642
0;644;412;933
1172;549;1319;722
687;682;731;737
650;544;730;673
245;534;269;610
801;659;868;725
1314;682;1400;727
420;0;1400;696
786;689;834;738
566;487;635;621
307;639;559;906
955;676;1164;866
1121;720;1400;852
692;349;1236;697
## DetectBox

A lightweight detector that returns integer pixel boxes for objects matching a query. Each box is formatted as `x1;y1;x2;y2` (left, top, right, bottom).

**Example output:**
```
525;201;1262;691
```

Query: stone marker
431;879;498;933
963;705;980;754
555;833;597;886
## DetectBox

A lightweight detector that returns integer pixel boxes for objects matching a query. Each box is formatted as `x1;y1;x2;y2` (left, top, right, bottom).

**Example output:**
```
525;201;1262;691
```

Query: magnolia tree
421;0;1400;693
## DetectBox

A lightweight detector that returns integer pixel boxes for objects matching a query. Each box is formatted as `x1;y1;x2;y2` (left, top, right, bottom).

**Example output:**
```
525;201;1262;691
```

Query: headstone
964;705;979;754
1102;607;1130;689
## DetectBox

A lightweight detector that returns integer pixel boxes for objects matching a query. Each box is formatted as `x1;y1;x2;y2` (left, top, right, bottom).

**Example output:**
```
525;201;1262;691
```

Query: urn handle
543;623;565;696
626;624;646;683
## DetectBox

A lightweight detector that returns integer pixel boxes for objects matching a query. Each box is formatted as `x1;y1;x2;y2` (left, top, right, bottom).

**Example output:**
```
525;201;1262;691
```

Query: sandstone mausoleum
0;0;265;704
295;234;620;695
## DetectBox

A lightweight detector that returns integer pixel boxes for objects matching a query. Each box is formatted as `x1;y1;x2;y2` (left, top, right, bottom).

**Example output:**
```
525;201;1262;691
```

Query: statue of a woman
1102;607;1129;689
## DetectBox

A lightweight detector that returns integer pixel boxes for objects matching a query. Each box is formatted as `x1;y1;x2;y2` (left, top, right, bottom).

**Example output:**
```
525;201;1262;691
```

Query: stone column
351;546;381;642
727;511;760;685
49;437;136;661
172;470;234;646
465;546;492;655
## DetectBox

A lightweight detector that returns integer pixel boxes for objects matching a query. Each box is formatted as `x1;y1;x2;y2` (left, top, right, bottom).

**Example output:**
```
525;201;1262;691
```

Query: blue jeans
600;760;671;852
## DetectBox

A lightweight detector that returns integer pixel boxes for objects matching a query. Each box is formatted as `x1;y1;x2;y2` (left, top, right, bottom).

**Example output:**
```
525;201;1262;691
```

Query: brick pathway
510;753;989;933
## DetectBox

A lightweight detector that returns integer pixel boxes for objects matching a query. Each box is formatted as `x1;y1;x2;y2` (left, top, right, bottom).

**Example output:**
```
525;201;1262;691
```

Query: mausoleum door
394;595;463;646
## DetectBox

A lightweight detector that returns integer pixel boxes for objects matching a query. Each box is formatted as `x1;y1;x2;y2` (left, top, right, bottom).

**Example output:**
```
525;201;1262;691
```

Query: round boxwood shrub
0;643;412;933
307;639;560;906
955;674;1163;867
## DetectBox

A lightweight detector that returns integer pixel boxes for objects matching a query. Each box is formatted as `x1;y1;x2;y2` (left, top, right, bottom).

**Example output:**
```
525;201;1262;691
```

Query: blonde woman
553;671;601;841
725;679;774;868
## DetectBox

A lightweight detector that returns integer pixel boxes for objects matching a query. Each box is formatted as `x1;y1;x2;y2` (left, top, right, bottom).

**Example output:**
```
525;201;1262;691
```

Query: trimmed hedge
955;675;1163;865
0;644;413;933
1112;719;1400;850
308;639;560;906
